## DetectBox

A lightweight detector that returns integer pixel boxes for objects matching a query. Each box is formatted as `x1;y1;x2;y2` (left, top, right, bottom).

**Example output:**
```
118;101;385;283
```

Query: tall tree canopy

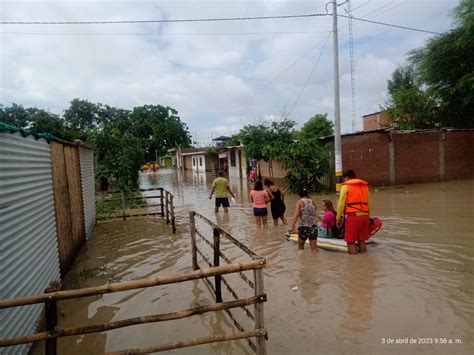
236;117;330;192
0;99;191;188
297;113;334;139
385;0;474;128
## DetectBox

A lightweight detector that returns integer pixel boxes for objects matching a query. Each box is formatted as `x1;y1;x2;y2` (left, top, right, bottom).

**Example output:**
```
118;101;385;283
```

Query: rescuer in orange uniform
336;169;372;255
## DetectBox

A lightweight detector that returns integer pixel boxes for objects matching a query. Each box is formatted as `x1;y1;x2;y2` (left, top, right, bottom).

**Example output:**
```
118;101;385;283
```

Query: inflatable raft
284;217;382;252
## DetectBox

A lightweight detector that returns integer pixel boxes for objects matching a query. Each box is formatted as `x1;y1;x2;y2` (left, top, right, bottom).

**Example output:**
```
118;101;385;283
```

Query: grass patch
96;190;148;219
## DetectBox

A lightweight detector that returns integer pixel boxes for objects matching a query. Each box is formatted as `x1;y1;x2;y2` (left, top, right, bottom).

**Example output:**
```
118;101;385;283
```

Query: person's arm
289;201;302;233
209;186;216;199
250;190;254;203
266;188;274;200
336;185;348;227
368;190;372;218
226;186;236;198
279;187;285;202
264;191;271;204
312;199;321;221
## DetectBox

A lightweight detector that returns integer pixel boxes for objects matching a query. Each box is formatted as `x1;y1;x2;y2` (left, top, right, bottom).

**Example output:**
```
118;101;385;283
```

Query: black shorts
215;197;230;208
298;225;318;241
253;207;268;217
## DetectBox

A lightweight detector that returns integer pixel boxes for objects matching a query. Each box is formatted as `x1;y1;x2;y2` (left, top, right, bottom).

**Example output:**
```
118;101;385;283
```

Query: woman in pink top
250;180;270;228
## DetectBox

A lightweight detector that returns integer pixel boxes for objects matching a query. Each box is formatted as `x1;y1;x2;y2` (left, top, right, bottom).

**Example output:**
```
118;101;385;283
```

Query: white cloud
0;0;457;140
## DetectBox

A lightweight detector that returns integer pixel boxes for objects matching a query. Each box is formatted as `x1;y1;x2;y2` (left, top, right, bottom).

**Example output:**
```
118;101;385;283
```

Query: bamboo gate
98;187;176;233
189;211;267;354
0;211;267;354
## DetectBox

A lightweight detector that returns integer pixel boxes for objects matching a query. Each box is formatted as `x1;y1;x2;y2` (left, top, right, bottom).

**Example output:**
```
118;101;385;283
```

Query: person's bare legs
298;239;305;250
358;240;367;253
224;207;229;213
309;240;319;252
281;216;287;225
255;217;262;228
273;219;278;226
215;207;219;213
262;216;268;228
347;242;358;255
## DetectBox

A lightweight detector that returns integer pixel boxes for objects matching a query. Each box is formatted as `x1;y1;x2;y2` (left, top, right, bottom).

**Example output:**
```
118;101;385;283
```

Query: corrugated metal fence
79;146;96;240
0;132;61;355
0;132;96;354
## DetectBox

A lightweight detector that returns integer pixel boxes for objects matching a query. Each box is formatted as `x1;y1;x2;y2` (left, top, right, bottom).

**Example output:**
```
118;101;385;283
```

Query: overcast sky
0;0;457;144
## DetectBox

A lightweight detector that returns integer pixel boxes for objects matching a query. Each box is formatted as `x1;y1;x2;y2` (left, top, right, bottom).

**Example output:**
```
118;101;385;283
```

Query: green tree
261;119;296;177
281;138;330;193
129;105;191;161
28;109;67;138
0;103;68;138
386;0;474;128
298;113;334;139
91;125;146;190
63;99;102;140
387;65;417;97
0;103;31;128
237;123;271;161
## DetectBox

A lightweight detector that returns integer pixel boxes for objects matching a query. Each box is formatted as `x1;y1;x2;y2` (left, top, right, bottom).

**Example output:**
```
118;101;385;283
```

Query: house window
230;150;236;167
199;157;203;166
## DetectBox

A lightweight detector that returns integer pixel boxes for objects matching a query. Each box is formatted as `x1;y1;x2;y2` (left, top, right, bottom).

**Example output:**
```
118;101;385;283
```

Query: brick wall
342;132;391;186
256;129;474;187
444;131;474;180
392;131;440;184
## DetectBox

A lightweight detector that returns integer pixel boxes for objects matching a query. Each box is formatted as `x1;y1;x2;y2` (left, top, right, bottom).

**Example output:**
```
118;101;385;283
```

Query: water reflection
339;254;377;333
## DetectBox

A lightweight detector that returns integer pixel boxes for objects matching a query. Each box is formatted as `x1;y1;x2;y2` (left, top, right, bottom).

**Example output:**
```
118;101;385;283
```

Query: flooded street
42;170;473;354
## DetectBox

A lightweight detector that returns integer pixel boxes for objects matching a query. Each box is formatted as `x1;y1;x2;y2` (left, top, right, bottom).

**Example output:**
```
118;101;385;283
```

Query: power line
257;35;330;93
0;11;441;35
0;30;332;36
352;0;372;12
286;34;331;118
338;14;441;35
0;13;328;25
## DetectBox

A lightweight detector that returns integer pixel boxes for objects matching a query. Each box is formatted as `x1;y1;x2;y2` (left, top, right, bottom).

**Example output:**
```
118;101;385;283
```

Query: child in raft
317;199;338;238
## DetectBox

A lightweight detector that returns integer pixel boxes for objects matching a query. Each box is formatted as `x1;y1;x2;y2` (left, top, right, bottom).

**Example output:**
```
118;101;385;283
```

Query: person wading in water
209;171;236;213
336;169;372;254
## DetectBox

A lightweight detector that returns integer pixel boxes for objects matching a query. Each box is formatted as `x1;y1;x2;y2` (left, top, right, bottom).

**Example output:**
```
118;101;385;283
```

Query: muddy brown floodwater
32;170;474;355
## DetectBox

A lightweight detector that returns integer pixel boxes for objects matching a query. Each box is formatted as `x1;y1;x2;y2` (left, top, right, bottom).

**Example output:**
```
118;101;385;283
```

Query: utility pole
332;1;343;193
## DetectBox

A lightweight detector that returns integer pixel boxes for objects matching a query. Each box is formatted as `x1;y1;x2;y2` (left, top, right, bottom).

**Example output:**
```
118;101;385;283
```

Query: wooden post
44;286;58;355
254;265;266;355
213;228;222;303
170;194;176;233
120;190;126;221
160;188;164;217
189;212;198;270
165;191;170;224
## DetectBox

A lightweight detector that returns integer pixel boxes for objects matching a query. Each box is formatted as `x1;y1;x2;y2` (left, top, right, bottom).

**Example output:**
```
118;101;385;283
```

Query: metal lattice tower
347;0;356;132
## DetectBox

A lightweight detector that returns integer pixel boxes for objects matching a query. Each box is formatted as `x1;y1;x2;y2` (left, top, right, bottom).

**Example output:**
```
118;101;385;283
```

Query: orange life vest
342;178;369;213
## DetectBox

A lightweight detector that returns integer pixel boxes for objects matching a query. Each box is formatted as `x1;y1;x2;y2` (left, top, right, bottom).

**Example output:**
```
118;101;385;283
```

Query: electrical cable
0;10;440;35
337;14;441;34
257;35;330;93
286;34;331;118
0;30;332;36
0;13;327;25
